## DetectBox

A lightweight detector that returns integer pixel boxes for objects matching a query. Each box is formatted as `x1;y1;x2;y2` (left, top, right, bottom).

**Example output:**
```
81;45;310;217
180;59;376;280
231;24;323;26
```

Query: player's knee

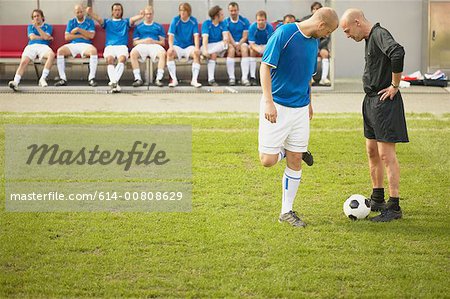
130;50;139;59
158;51;166;59
106;56;114;64
227;47;235;57
259;154;277;167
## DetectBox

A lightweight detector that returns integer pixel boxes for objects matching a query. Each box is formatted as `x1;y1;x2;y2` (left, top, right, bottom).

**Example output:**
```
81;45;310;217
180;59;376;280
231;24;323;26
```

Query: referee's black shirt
363;23;405;96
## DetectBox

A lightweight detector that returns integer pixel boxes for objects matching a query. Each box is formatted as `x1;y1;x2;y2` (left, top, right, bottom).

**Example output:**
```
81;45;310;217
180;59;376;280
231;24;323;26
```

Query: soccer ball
343;194;371;220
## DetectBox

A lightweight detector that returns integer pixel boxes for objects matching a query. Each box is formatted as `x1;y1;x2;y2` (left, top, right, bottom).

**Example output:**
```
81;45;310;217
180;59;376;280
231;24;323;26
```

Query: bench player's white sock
133;69;142;81
13;74;21;84
41;68;50;79
281;167;302;214
249;57;257;78
115;62;124;82
107;65;116;83
56;56;66;81
88;55;98;81
191;62;200;82
321;58;329;81
241;57;250;81
207;60;216;82
226;57;235;80
156;68;164;81
167;61;177;81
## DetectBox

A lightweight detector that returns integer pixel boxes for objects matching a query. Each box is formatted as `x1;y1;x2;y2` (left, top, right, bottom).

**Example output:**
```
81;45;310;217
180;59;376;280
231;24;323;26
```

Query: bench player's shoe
39;77;48;87
8;81;19;92
302;151;314;166
54;79;67;87
88;79;98;87
279;211;307;228
370;207;402;222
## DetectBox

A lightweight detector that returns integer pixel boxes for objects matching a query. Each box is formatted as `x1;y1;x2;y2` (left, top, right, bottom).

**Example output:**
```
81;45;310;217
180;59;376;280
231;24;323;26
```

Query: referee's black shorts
362;92;409;143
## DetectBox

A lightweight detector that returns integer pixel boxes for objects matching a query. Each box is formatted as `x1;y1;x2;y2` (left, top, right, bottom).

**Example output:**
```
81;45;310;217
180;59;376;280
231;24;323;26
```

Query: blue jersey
262;23;318;108
133;22;166;41
225;15;250;42
102;18;130;46
248;22;274;45
168;16;199;48
27;23;53;46
65;17;95;44
201;20;228;43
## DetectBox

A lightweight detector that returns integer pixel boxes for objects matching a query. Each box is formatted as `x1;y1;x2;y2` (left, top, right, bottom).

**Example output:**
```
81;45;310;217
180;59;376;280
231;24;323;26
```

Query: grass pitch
0;112;449;298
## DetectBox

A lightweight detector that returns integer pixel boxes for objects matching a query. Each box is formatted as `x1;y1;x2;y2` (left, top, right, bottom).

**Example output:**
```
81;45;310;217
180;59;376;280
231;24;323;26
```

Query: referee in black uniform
340;9;408;222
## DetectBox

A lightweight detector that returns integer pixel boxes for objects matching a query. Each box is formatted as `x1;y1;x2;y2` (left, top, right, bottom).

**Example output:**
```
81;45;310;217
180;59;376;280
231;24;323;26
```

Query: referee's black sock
371;188;385;203
387;197;400;211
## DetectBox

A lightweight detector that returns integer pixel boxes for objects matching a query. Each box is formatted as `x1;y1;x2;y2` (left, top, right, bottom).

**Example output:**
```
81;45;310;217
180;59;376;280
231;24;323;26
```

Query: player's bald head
340;8;367;25
312;7;339;30
74;4;83;11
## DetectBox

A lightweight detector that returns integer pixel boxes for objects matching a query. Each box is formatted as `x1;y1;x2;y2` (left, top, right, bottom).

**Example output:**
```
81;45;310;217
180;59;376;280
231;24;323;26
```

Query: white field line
0;113;448;121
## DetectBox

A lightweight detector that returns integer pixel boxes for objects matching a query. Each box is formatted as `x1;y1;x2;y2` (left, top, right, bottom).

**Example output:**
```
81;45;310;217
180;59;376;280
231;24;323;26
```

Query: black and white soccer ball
343;194;371;220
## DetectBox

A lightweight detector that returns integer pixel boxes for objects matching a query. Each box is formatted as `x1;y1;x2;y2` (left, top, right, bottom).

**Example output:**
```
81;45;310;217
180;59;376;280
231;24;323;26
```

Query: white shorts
103;45;129;59
204;41;227;56
132;44;166;63
173;45;195;61
22;44;52;61
258;97;310;154
65;43;95;58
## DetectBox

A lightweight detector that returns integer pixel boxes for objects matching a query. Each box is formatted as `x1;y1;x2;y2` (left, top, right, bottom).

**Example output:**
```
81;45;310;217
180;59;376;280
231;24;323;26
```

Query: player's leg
40;48;55;87
84;45;98;86
130;46;144;87
319;48;330;85
190;47;201;88
226;44;236;85
166;46;178;87
249;47;258;85
154;48;166;87
8;55;31;91
55;45;71;85
207;53;218;86
240;43;250;86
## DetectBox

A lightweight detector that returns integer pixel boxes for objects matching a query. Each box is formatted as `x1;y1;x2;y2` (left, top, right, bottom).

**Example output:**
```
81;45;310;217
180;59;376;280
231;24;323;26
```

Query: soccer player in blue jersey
8;9;55;91
202;6;229;86
54;5;98;87
225;2;250;86
248;10;274;86
259;7;338;227
87;3;144;93
166;2;202;88
130;6;166;87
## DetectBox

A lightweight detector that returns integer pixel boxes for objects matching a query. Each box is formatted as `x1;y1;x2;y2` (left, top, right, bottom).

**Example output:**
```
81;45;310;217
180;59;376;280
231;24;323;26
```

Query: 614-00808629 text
9;191;184;201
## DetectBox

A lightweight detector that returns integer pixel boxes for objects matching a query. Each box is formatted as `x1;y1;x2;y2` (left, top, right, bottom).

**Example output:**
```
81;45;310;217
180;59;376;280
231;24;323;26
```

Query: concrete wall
0;0;427;78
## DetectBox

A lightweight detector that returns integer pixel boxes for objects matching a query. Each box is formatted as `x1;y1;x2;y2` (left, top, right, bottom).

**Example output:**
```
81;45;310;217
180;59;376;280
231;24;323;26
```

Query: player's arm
130;10;144;26
32;23;52;40
222;30;229;43
194;33;200;51
86;7;103;26
201;34;209;57
260;62;277;123
239;30;248;46
168;34;175;49
156;36;166;47
74;28;95;40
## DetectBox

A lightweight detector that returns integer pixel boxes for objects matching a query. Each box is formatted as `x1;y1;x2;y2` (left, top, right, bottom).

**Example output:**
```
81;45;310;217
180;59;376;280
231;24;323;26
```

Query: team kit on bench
7;2;298;92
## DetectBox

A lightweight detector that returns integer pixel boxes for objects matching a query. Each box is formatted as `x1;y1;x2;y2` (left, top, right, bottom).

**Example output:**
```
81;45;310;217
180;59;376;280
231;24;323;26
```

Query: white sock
41;68;50;79
56;55;66;81
156;68;164;81
13;74;21;84
207;60;216;82
321;58;329;81
241;57;250;81
167;61;177;81
281;167;302;214
133;69;142;81
88;55;98;81
107;65;116;83
277;148;286;162
192;62;200;82
115;62;124;82
226;57;235;80
250;57;257;79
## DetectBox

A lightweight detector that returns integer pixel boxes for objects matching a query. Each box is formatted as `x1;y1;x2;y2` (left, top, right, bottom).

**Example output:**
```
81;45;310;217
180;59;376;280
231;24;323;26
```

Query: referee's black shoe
370;199;386;212
302;151;314;166
370;207;402;222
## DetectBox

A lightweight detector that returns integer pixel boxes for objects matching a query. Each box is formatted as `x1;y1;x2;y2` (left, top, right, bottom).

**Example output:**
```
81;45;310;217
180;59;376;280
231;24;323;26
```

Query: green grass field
1;112;449;298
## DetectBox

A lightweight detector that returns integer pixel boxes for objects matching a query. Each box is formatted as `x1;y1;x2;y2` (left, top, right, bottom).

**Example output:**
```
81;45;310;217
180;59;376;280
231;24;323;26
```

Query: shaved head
340;8;372;42
302;7;339;39
340;8;367;24
313;7;339;29
74;4;84;20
